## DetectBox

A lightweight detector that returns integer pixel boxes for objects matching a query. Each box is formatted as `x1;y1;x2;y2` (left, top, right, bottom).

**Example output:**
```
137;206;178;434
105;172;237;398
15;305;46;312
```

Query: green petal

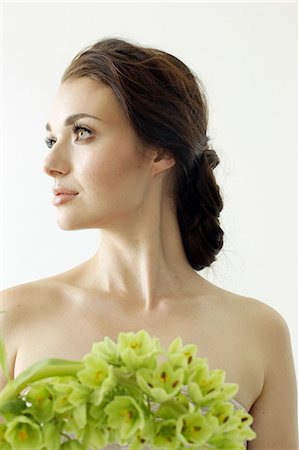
4;415;43;450
81;423;109;449
42;422;61;450
73;403;86;429
60;440;83;449
0;333;10;382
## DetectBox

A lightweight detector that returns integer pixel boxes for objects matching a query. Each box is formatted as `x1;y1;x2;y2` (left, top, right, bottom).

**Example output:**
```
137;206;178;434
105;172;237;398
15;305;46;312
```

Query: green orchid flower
104;395;145;441
77;353;117;400
167;336;199;373
23;382;55;423
90;336;121;365
152;418;178;449
52;384;78;414
176;410;213;447
136;361;184;402
232;409;257;441
188;362;239;407
4;415;43;450
117;329;163;370
205;401;241;433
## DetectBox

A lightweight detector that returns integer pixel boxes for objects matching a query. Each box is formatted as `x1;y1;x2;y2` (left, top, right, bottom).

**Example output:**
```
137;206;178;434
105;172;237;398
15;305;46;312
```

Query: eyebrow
45;113;102;132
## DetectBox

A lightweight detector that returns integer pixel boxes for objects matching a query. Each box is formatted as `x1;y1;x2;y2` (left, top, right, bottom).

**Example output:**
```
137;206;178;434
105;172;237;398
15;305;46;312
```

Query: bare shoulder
0;283;33;389
221;288;290;333
215;288;293;364
1;280;52;318
231;295;298;448
0;279;59;389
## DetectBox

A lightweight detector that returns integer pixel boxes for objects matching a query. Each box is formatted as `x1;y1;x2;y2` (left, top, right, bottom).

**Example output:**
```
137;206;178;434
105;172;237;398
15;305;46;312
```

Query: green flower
104;395;145;441
232;409;257;441
188;362;236;407
176;411;213;446
52;383;77;414
167;337;199;373
77;353;117;404
4;415;43;450
24;382;55;423
136;361;184;402
90;336;121;365
206;401;241;433
117;330;163;370
152;419;178;449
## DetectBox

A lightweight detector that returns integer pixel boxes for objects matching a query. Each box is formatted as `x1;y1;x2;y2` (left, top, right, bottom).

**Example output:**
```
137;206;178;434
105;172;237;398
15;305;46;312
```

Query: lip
52;193;78;206
52;186;79;195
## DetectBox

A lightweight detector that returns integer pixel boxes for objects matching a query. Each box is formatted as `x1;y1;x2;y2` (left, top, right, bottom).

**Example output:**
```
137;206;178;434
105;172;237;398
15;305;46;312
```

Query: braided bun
175;148;224;270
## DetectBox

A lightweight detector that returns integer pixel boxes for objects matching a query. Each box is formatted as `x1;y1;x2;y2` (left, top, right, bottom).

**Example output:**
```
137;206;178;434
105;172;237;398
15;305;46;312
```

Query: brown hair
61;37;224;271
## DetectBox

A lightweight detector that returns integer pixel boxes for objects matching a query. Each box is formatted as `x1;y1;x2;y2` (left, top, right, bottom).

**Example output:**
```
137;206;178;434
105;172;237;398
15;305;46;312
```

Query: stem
0;358;84;404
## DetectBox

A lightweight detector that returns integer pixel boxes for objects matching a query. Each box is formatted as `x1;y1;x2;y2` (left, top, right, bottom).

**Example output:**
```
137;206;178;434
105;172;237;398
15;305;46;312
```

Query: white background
1;2;298;381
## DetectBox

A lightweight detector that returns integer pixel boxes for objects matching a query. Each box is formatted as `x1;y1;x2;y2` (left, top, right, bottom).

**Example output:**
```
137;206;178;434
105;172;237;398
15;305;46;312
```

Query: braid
176;149;224;271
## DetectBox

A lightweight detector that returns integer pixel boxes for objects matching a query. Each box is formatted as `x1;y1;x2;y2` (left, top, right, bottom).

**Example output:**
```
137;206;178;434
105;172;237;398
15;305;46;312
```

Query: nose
42;146;71;178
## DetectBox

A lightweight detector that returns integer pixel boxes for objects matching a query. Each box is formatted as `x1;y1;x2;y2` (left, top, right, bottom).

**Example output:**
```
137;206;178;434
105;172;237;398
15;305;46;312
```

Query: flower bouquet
0;329;256;449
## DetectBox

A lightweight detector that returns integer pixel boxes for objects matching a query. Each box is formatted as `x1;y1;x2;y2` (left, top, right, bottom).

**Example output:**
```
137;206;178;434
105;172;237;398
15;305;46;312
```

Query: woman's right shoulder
0;279;60;389
1;281;47;318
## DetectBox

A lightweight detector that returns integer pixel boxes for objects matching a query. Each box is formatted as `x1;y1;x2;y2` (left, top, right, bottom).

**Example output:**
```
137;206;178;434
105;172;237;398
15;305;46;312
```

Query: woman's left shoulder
229;294;298;447
221;289;289;327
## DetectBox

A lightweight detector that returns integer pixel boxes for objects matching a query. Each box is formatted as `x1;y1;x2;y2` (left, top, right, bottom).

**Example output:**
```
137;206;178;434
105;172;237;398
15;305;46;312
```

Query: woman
1;37;298;448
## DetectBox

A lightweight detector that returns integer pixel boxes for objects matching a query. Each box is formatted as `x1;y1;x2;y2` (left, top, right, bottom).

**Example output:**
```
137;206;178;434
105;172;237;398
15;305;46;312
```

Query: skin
1;76;298;448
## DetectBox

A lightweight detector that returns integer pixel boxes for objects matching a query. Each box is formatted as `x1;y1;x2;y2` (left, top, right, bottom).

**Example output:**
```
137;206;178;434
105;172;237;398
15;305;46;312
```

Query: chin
56;219;83;231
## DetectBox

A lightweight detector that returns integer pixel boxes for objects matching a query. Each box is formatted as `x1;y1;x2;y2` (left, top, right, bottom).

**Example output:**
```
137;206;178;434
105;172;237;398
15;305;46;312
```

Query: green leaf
0;334;10;382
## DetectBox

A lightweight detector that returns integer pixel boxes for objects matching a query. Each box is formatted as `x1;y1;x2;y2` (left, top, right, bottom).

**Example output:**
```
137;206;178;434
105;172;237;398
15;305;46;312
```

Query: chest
14;293;264;412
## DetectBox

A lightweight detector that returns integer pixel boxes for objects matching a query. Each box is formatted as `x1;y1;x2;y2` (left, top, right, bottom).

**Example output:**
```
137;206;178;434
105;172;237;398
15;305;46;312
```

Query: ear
153;149;176;170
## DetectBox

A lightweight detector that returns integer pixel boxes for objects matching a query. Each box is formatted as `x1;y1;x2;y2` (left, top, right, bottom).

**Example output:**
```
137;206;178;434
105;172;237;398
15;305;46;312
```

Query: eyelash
44;123;93;149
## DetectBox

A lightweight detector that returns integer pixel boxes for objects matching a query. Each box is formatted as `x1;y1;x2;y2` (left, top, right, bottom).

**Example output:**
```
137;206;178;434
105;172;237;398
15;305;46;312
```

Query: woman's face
43;77;158;230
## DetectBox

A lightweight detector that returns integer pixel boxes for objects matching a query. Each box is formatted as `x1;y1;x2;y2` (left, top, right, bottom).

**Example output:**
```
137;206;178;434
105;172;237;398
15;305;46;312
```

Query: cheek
78;152;148;205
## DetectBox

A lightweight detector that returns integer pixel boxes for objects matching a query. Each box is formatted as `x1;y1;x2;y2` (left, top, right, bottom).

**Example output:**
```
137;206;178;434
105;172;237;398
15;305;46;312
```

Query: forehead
48;77;126;126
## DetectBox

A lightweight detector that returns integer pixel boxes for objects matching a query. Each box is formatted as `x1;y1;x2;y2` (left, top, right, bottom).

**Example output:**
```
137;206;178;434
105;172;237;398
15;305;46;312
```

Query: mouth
52;193;79;206
55;193;79;196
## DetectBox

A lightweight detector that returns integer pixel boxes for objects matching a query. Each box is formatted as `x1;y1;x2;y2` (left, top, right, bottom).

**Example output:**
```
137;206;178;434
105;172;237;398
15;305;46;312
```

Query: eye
44;123;93;149
72;123;93;142
44;137;56;149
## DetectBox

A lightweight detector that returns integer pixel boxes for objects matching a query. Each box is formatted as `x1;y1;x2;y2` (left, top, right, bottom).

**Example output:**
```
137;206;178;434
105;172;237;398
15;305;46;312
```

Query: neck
85;195;202;312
